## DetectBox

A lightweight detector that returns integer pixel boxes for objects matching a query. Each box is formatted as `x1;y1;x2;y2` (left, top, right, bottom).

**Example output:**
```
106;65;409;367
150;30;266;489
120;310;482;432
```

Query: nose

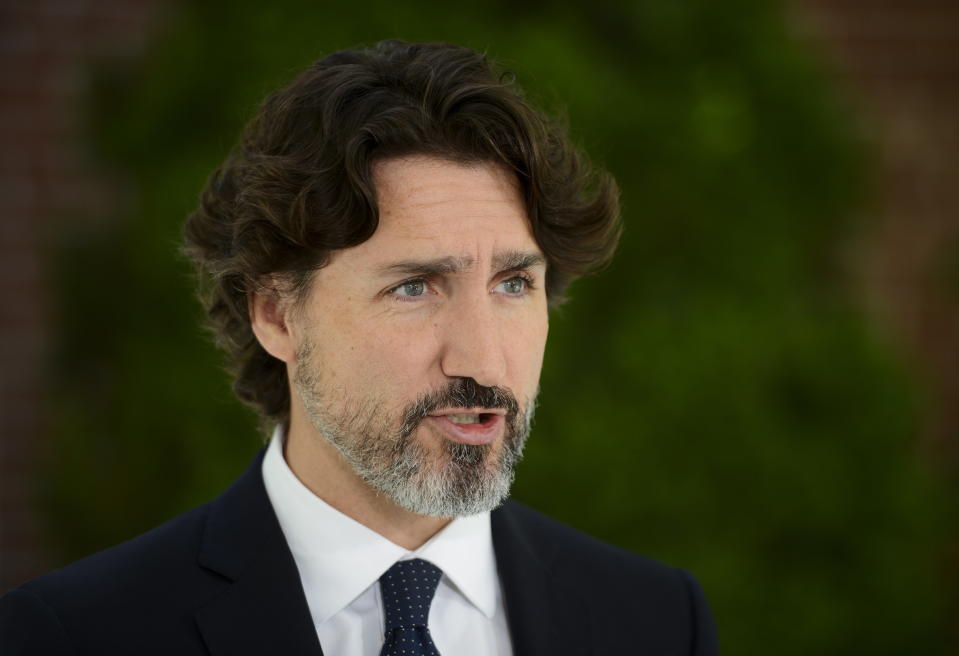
438;294;508;388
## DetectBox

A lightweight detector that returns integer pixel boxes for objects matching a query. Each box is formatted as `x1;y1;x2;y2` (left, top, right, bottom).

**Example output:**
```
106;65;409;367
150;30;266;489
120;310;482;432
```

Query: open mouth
445;412;499;426
426;410;505;445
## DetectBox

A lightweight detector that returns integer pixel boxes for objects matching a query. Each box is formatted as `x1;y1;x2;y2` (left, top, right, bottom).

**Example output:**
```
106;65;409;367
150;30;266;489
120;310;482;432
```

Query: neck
283;410;451;551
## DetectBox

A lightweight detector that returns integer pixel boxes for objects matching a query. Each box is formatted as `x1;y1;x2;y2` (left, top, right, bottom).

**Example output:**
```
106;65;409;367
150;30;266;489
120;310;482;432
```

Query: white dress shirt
261;427;514;655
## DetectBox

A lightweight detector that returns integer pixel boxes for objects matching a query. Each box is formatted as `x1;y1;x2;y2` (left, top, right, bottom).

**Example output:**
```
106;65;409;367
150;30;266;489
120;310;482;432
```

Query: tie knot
379;558;443;630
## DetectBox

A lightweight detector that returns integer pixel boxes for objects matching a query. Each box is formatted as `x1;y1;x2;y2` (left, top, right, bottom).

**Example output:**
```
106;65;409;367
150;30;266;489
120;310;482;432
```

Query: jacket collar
194;448;324;656
192;449;590;656
492;501;591;656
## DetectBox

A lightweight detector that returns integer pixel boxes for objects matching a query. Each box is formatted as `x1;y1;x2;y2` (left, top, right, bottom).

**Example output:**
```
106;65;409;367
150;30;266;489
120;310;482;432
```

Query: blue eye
497;276;528;294
394;280;426;297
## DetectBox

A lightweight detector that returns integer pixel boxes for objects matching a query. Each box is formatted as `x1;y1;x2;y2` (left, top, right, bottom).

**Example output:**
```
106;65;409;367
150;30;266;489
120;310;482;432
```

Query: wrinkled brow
376;255;473;278
376;250;545;278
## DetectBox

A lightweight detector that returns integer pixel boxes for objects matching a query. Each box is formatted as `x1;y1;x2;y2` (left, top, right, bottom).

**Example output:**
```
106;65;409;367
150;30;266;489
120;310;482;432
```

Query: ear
249;286;297;364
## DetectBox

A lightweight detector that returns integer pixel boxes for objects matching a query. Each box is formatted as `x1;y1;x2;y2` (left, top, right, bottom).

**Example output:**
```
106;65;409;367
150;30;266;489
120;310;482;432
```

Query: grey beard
293;339;536;518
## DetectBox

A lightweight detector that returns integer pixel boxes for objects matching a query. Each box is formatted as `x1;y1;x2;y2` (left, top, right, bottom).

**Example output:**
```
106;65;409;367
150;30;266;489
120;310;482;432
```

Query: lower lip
426;414;504;446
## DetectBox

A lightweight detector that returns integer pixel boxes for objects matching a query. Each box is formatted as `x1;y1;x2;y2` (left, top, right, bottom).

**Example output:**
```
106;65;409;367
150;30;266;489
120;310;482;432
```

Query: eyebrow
492;250;546;272
376;250;546;278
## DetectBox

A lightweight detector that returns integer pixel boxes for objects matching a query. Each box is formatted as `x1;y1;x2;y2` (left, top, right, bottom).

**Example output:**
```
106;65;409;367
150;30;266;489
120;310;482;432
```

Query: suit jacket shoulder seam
11;586;80;656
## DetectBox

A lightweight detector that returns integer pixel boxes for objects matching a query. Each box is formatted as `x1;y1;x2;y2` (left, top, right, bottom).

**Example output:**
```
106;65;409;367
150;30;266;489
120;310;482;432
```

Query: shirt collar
414;508;498;618
261;426;499;624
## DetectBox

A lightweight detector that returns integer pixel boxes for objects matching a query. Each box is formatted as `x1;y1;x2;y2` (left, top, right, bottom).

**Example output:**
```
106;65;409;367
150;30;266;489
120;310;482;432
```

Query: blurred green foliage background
46;0;955;653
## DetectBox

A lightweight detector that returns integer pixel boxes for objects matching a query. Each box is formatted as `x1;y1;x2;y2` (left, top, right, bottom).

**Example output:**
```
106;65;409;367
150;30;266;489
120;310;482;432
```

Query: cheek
505;311;549;389
346;317;442;393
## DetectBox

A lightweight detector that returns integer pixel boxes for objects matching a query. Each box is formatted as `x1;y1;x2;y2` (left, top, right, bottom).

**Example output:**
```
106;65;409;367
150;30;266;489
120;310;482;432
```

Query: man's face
288;156;549;517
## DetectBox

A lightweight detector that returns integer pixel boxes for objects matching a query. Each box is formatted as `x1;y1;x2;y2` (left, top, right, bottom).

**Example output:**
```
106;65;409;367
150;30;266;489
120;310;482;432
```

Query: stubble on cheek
293;332;533;516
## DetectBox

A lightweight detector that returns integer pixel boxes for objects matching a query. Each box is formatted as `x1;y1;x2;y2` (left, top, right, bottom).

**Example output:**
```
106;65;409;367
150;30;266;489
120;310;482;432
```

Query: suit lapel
492;502;591;656
194;449;323;656
190;453;590;656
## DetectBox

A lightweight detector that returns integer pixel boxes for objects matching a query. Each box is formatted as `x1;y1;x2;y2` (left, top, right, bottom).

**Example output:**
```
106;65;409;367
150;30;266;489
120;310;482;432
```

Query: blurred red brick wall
0;0;159;592
791;0;959;462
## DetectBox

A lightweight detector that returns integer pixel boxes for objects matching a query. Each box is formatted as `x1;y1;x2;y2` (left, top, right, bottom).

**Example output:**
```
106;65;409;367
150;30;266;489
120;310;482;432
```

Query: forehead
359;156;539;259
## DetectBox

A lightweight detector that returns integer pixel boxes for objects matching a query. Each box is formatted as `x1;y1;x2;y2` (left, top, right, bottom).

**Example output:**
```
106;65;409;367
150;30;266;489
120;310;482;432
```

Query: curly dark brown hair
182;40;621;425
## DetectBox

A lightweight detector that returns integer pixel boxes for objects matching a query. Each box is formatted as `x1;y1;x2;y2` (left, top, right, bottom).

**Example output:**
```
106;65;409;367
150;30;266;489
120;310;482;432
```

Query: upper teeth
448;414;481;424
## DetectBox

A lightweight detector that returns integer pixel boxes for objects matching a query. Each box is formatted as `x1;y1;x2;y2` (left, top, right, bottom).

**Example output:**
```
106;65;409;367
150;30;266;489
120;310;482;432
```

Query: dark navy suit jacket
0;451;718;655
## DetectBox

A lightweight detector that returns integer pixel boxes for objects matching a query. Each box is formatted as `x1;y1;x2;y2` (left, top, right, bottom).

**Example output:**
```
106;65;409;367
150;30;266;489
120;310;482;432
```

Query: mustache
399;377;519;438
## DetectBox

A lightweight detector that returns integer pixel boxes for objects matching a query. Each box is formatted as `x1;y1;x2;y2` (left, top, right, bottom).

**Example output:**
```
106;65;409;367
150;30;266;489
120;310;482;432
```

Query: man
1;41;717;655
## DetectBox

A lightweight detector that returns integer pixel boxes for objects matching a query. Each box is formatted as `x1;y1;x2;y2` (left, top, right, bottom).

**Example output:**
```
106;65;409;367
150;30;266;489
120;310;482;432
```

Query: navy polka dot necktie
378;558;444;656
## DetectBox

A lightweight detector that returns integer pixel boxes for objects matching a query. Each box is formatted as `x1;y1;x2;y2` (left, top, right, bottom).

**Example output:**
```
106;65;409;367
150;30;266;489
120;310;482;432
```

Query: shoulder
1;503;224;654
20;503;213;602
495;499;680;584
493;500;719;655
